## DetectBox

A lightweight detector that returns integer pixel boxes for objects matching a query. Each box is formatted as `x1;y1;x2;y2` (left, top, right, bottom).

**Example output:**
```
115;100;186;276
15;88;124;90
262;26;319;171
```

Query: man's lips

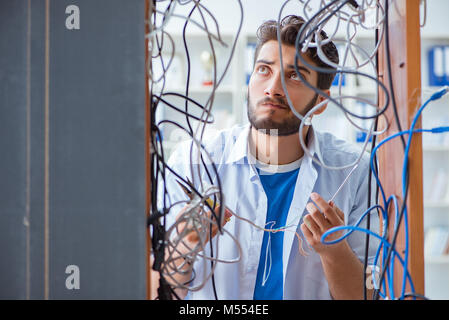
260;103;287;110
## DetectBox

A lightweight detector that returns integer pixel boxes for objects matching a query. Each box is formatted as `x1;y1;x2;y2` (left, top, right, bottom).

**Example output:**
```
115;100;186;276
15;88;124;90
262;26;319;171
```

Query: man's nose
264;73;285;97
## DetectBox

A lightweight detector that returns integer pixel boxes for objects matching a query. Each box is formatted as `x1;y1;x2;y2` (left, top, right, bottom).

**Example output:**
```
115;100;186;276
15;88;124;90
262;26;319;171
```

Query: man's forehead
257;40;314;67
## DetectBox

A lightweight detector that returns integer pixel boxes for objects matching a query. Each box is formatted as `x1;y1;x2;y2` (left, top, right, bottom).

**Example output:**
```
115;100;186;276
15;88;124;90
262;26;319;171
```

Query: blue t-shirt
253;159;301;300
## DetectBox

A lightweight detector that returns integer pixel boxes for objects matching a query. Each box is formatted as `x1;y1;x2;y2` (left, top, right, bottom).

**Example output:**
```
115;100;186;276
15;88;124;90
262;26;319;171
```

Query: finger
306;202;331;231
187;221;216;243
207;214;232;240
209;222;220;239
214;206;233;225
310;193;340;226
303;214;321;237
211;208;233;237
174;204;195;237
187;208;231;243
175;205;189;220
329;201;345;222
300;222;313;241
224;208;232;222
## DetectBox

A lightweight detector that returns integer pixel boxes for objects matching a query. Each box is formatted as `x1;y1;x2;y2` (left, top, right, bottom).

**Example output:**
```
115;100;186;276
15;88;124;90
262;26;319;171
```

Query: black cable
398;292;430;300
149;123;207;300
155;119;225;289
289;0;415;300
155;94;215;123
348;0;359;9
148;27;170;298
154;119;225;229
182;5;196;135
288;0;412;300
148;0;227;300
150;107;174;299
373;0;413;300
153;122;218;212
384;0;407;150
373;170;410;300
363;26;381;300
151;0;243;300
151;0;405;301
289;0;389;299
177;0;228;233
363;115;378;300
182;3;221;300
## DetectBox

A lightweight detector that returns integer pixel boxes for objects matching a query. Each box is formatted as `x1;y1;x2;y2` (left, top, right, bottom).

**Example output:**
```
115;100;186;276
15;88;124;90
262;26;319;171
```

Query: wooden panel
377;0;424;298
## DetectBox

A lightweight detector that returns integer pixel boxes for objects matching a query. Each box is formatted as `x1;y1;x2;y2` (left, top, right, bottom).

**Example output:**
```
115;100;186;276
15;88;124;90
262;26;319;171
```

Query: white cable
151;0;396;297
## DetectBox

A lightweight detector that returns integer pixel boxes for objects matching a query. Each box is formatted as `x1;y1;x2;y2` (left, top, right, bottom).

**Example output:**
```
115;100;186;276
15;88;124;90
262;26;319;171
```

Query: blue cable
378;87;449;299
321;86;449;300
320;195;406;298
321;225;415;299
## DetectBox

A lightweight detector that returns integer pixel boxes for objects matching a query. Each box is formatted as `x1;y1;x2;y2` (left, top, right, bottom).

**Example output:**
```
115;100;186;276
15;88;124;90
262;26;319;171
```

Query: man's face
247;40;321;136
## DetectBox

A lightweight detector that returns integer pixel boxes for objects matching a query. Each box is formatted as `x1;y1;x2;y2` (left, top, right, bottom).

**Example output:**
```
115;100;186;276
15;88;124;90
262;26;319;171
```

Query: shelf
353;86;377;95
330;86;377;96
425;255;449;264
423;145;449;152
424;201;449;208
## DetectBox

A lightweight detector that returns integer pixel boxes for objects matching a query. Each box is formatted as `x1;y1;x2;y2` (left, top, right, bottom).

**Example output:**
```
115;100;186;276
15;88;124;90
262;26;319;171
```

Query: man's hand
300;192;371;300
300;192;348;257
168;203;233;271
174;204;233;247
150;204;232;300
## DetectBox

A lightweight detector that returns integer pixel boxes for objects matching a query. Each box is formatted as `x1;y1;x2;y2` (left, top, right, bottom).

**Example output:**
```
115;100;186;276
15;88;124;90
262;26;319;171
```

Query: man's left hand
300;192;349;257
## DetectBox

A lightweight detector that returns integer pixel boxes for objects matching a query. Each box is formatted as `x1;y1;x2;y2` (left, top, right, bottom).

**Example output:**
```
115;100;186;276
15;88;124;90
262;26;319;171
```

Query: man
152;15;379;300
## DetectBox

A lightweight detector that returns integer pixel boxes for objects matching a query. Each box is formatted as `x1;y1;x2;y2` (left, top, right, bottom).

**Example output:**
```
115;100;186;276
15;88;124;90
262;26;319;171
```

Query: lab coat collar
225;124;251;164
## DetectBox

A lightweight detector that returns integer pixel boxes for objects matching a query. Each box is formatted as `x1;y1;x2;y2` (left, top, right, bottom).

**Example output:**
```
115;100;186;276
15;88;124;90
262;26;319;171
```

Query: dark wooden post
377;0;425;298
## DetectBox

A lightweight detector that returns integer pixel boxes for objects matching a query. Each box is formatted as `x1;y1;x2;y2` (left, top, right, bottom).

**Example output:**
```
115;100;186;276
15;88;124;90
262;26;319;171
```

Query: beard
247;92;319;136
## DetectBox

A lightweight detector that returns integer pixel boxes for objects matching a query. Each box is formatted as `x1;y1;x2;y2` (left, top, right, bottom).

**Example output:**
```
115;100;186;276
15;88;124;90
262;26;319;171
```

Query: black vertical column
0;0;29;300
0;0;147;299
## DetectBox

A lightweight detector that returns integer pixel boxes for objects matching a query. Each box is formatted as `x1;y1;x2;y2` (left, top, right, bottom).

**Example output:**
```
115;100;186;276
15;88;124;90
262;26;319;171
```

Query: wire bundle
146;0;244;299
283;0;389;170
147;0;445;300
291;0;447;300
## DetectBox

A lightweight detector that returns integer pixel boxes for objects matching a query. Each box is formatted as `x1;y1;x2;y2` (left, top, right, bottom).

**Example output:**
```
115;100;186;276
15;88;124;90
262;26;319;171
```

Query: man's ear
312;90;330;116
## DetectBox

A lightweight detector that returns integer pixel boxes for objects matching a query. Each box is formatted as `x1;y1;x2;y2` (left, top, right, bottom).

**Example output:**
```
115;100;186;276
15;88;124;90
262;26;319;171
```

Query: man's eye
256;66;268;74
290;72;301;81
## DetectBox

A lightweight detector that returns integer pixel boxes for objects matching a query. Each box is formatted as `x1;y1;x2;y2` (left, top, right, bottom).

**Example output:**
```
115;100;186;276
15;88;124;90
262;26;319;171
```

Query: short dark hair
254;15;339;90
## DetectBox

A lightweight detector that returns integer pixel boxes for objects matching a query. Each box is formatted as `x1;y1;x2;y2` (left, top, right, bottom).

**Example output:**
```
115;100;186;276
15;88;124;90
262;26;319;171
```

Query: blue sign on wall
332;73;346;87
428;46;449;86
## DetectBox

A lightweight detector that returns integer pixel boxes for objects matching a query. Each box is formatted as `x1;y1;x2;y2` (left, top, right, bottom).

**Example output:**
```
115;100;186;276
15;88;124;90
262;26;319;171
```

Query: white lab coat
158;124;380;299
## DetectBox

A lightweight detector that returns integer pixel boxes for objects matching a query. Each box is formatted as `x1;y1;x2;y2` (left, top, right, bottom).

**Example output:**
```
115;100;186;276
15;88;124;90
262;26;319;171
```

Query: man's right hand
172;204;233;250
150;203;232;299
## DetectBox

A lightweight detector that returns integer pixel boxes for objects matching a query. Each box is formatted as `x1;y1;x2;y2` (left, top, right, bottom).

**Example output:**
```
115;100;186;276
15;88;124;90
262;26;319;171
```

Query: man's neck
249;126;310;165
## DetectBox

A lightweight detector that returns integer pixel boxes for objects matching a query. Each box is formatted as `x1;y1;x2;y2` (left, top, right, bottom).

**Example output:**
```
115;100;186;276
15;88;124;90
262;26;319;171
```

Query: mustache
256;97;289;108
